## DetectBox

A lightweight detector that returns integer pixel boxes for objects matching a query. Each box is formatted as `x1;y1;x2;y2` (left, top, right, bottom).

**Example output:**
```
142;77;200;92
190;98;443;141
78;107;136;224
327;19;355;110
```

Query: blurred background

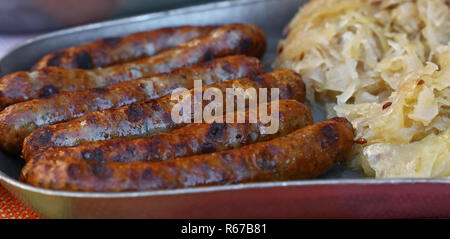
0;0;226;33
0;0;227;57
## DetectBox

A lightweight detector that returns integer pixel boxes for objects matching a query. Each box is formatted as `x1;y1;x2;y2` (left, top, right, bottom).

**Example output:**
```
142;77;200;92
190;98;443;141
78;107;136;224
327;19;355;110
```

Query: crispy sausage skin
0;24;266;109
21;118;354;192
0;55;263;155
32;26;216;70
23;100;313;166
22;69;306;158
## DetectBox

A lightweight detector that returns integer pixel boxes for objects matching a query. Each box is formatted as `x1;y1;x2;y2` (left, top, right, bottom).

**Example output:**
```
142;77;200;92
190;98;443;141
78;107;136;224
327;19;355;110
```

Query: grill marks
74;51;94;69
207;122;226;139
21;116;356;192
82;148;104;162
285;85;293;98
320;123;340;147
249;75;265;85
238;38;253;52
46;51;65;67
103;37;122;47
18;58;270;159
67;163;82;179
20;70;307;164
125;104;146;122
200;121;229;154
37;130;53;145
257;145;280;172
222;62;235;74
0;24;266;115
32;26;217;70
90;163;113;179
92;87;109;94
141;169;155;181
203;49;214;62
39;84;59;98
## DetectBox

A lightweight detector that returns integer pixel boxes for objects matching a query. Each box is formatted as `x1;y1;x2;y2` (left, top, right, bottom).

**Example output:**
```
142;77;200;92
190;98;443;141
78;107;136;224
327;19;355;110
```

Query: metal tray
0;0;223;33
0;0;449;219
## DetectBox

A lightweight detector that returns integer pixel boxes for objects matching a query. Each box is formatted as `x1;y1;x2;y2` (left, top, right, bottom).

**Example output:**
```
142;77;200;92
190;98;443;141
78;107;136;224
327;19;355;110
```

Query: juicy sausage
32;26;217;70
22;69;306;158
0;24;266;109
23;100;312;166
0;55;263;155
21;118;354;192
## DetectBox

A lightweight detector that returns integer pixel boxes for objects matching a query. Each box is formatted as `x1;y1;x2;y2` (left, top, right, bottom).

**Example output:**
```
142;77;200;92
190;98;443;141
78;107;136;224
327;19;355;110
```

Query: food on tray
275;0;450;178
0;21;356;192
32;26;217;70
21;100;313;175
0;24;266;109
21;117;354;192
0;55;263;154
22;69;307;158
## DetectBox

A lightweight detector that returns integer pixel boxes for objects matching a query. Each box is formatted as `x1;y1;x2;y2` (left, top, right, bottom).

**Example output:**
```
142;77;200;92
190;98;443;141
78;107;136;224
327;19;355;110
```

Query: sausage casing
22;69;306;158
23;100;312;166
0;55;263;155
0;24;266;109
21;118;354;192
32;26;216;70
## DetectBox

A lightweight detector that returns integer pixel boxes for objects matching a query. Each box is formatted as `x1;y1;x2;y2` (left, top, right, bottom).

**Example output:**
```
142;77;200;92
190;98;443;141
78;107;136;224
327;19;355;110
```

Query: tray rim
0;0;449;200
1;169;449;198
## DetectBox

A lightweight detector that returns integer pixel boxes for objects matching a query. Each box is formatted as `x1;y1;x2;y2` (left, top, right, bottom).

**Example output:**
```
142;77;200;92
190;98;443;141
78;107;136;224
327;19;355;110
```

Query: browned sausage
32;26;217;70
23;100;312;167
21;118;355;192
0;24;266;109
22;69;306;158
0;55;263;155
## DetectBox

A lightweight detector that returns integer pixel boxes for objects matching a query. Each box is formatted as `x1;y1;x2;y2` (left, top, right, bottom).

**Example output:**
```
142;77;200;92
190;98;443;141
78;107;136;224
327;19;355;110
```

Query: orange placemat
0;185;40;219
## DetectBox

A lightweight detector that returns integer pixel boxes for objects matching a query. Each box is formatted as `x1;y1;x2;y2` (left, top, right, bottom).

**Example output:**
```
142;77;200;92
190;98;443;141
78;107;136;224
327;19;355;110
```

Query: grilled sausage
22;69;306;158
0;55;263;155
32;26;216;70
0;24;266;109
23;100;312;166
21;118;354;192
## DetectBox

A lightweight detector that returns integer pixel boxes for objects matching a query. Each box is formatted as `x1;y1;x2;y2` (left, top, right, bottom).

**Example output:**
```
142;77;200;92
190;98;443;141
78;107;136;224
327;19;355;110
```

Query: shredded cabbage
274;0;450;178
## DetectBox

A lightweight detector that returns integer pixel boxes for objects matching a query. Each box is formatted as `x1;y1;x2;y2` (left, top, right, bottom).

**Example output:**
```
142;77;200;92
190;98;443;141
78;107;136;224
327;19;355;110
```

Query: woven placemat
0;185;40;219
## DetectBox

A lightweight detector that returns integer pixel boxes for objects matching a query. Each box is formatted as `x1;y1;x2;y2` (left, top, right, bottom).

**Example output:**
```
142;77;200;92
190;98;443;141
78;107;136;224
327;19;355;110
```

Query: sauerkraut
274;0;450;178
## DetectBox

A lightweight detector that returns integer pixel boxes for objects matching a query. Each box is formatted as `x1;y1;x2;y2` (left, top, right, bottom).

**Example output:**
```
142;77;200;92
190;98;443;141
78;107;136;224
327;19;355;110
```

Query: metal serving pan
0;0;224;33
0;0;449;219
